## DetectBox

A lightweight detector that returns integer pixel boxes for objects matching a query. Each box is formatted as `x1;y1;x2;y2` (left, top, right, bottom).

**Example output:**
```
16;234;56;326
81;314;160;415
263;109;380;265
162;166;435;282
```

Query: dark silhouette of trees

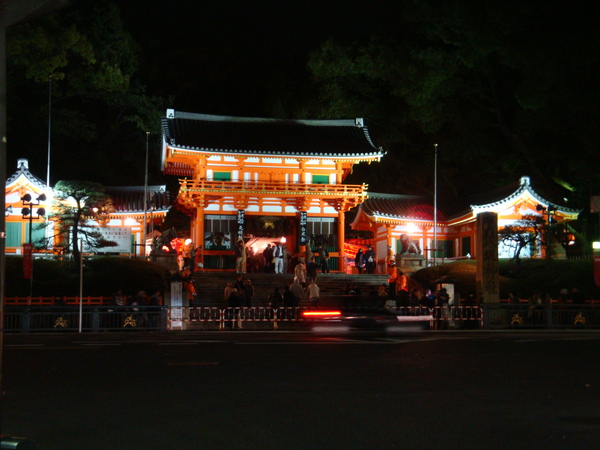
50;180;116;260
304;0;599;206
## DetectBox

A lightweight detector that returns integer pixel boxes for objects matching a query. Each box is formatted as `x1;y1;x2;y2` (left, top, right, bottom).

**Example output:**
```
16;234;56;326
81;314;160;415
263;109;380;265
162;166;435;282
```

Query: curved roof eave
167;144;385;162
162;110;385;159
471;177;581;215
6;164;47;190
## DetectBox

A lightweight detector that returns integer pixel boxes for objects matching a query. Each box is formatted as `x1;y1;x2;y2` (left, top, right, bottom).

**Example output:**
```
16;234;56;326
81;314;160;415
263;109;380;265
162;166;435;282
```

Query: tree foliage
304;0;600;205
6;0;169;186
51;180;116;261
499;215;541;264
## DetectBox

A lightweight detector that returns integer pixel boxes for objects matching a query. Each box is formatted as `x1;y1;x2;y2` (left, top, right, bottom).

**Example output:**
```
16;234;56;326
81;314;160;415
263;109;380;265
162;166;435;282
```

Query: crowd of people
236;241;334;275
225;270;322;310
172;237;590;314
221;272;321;328
235;239;295;274
110;289;164;327
353;246;377;274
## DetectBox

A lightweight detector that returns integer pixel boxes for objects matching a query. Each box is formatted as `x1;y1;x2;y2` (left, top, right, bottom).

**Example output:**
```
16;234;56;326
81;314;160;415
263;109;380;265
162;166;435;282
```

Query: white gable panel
263;205;283;213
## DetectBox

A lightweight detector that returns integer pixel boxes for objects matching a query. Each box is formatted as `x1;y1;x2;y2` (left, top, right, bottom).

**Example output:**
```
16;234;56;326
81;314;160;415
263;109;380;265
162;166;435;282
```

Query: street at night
2;330;599;449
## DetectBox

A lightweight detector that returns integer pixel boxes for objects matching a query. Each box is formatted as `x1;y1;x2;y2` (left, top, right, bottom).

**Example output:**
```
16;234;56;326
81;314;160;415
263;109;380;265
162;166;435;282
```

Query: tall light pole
142;131;149;258
433;143;438;266
78;238;83;333
46;74;52;187
21;193;46;302
21;192;46;244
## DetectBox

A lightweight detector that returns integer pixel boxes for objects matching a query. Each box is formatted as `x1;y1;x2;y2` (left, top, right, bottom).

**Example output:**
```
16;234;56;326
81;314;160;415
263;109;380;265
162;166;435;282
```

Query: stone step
189;271;389;307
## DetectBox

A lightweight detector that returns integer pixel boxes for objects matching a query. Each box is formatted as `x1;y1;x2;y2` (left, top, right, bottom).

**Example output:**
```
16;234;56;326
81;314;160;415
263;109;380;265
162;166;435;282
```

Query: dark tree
6;0;169;186
51;180;116;261
304;0;600;205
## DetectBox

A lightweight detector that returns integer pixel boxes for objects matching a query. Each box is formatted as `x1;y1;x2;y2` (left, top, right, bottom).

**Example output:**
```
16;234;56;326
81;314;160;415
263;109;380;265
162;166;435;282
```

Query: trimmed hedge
410;259;600;300
5;256;169;298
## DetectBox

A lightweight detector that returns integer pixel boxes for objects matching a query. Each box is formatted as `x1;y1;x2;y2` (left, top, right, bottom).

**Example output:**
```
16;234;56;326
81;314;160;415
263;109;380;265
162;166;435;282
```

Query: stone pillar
385;225;393;265
476;212;499;304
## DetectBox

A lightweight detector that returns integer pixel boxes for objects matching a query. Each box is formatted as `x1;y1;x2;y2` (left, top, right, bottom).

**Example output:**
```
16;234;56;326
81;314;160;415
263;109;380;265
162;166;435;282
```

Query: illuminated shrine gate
162;110;384;271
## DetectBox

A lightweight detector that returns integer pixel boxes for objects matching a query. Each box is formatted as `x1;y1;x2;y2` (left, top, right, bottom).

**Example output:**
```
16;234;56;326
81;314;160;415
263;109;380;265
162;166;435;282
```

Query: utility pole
142;132;149;258
433;143;438;266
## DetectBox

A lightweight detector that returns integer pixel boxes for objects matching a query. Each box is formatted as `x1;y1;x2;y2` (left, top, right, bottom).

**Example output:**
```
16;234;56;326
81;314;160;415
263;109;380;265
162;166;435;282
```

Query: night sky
7;0;409;185
113;0;406;115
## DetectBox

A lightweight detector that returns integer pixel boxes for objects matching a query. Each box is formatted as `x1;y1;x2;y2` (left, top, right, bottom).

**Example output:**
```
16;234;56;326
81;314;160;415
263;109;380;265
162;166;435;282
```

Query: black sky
8;0;598;209
6;0;409;186
114;0;406;115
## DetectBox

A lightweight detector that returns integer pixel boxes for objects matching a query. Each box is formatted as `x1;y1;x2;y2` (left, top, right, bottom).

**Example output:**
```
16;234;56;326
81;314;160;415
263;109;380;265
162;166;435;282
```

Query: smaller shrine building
350;176;580;272
4;158;171;256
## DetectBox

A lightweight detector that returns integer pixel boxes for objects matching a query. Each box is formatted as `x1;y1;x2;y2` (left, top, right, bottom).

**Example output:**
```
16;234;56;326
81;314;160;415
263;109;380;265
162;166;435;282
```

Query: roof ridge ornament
355;118;364;127
520;176;530;186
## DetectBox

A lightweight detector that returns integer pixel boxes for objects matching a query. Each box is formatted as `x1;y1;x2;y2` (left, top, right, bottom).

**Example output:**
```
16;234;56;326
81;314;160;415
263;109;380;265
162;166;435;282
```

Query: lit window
312;175;329;184
214;172;231;181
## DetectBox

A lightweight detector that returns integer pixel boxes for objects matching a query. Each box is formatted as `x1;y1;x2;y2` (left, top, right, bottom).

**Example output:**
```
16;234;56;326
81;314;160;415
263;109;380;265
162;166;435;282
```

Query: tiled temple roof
358;177;580;223
360;193;467;222
469;176;579;214
104;186;171;213
5;159;47;189
162;110;384;159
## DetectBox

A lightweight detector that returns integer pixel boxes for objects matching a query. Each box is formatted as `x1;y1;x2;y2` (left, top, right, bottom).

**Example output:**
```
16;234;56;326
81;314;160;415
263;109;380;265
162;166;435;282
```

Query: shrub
5;256;169;298
411;258;600;300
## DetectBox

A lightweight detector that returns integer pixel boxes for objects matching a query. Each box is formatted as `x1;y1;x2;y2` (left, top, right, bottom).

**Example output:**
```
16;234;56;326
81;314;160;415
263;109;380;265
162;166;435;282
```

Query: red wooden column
337;210;345;272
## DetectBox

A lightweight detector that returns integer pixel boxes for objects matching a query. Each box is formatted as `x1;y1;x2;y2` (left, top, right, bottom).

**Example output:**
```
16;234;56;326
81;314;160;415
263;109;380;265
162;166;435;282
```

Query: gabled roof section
5;158;47;190
162;110;385;160
359;192;465;223
470;176;580;216
104;186;171;214
352;177;580;227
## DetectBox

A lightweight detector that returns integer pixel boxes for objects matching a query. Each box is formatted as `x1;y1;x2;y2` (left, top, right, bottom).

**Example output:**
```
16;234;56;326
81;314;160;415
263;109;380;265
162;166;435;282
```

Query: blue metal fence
481;305;600;329
4;306;168;333
4;305;599;333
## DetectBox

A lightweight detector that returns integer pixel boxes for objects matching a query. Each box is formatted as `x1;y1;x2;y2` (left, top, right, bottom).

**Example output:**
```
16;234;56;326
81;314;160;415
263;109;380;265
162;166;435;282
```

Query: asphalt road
1;330;599;449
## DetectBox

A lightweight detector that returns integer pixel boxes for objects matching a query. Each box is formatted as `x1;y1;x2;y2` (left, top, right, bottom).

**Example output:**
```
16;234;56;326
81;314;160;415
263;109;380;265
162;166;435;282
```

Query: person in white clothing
294;259;307;287
274;243;285;274
308;280;320;307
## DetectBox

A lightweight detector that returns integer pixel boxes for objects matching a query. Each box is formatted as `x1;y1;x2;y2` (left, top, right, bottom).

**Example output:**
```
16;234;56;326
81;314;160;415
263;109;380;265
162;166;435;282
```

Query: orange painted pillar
195;208;205;270
337;211;345;272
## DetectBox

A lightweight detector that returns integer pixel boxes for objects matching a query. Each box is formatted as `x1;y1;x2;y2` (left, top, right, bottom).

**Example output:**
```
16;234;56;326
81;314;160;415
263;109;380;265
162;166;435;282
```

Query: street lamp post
21;193;46;302
21;193;47;244
79;238;83;333
433;144;438;266
142;131;149;258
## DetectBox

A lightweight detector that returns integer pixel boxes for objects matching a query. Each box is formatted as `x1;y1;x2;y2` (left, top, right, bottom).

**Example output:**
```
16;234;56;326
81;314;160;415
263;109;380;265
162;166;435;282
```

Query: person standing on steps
318;245;330;274
365;246;376;274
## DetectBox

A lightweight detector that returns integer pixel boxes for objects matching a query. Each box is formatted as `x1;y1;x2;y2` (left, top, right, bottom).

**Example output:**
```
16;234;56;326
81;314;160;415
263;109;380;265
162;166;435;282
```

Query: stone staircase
191;271;389;308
